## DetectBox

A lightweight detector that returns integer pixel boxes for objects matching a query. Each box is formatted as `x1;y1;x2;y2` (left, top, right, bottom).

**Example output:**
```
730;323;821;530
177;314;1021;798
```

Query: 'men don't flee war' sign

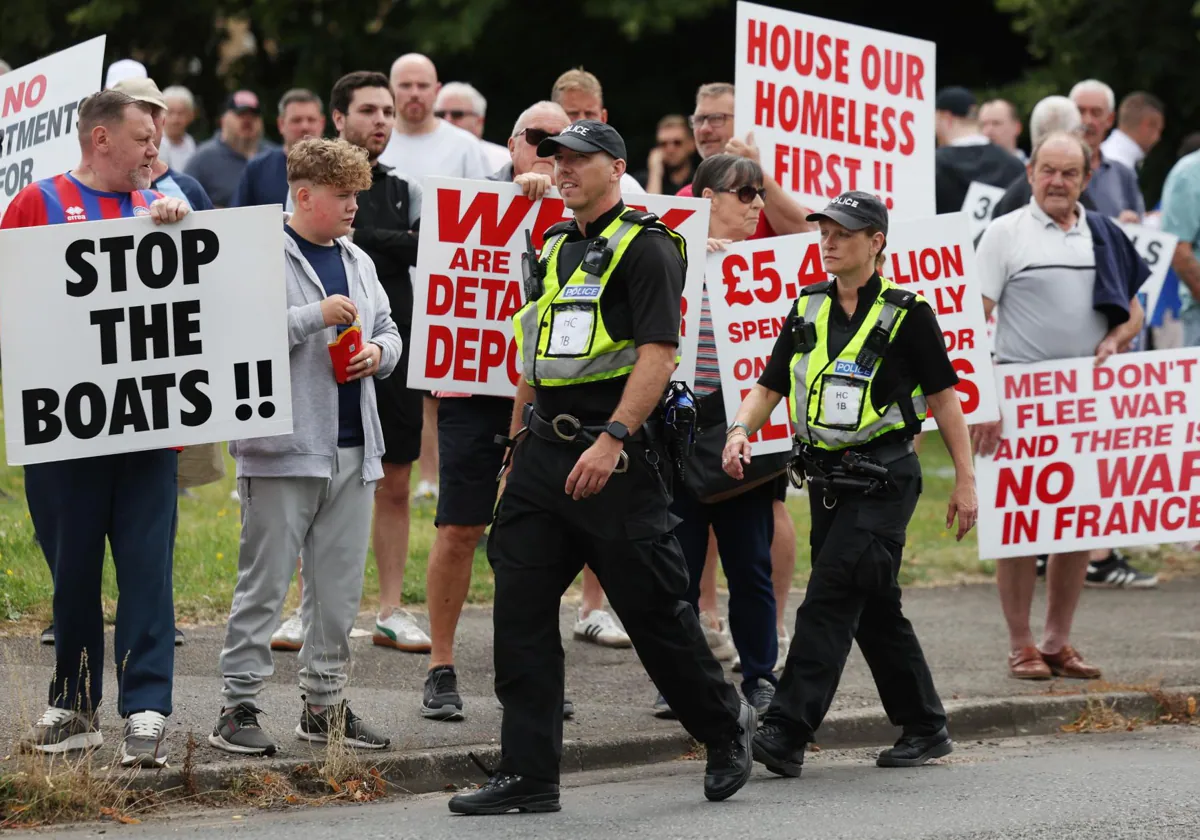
0;206;291;465
408;177;710;396
734;2;935;219
0;37;105;215
706;212;997;456
975;348;1200;559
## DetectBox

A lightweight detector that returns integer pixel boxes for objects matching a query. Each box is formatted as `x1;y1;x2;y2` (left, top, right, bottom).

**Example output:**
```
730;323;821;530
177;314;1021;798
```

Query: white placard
1120;222;1178;323
0;37;106;216
975;348;1200;559
734;2;936;219
0;206;291;464
962;181;1006;242
707;212;997;455
408;177;709;396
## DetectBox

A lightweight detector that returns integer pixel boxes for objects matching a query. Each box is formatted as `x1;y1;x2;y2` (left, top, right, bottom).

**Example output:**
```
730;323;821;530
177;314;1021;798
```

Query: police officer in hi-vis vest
721;191;979;778
448;121;755;816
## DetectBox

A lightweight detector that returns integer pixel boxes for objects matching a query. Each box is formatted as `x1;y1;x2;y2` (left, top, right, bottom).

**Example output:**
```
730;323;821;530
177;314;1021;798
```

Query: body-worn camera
792;318;818;353
581;237;614;276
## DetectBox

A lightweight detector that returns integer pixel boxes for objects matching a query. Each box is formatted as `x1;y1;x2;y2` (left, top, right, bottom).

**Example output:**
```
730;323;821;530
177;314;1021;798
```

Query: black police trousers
767;452;947;740
488;433;742;784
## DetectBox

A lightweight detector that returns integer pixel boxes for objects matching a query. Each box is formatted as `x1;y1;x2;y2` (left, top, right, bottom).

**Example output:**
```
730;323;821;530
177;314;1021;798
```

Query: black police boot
703;700;756;802
448;752;560;815
876;727;954;768
752;719;806;778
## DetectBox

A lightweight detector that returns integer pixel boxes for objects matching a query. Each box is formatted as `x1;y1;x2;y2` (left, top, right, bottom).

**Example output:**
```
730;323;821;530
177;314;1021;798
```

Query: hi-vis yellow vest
514;210;686;388
789;277;927;450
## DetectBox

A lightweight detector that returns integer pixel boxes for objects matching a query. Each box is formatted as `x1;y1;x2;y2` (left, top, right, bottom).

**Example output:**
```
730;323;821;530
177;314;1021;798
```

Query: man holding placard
3;88;190;767
721;191;978;777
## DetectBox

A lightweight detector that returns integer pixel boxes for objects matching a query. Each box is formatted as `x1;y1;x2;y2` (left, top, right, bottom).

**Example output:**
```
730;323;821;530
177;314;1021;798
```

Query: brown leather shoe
1039;645;1102;679
1008;646;1052;680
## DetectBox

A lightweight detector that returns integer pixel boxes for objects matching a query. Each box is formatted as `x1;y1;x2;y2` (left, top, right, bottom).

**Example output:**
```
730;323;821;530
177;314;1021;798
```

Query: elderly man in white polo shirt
972;131;1146;683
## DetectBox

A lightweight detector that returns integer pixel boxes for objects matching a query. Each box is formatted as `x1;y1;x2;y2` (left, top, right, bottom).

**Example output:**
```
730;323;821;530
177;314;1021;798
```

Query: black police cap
536;120;627;161
806;191;889;235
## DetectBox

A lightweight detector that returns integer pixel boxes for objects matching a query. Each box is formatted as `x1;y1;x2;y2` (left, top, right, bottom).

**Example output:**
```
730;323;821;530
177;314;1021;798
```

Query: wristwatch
603;420;630;442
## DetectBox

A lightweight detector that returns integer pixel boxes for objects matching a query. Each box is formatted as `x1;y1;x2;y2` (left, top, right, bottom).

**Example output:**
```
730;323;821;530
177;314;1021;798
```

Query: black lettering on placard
99;236;135;292
136;231;178;289
65;240;98;297
108;378;151;434
128;303;170;361
181;229;219;284
179;369;211;426
173;299;203;355
22;389;61;444
141;373;177;429
1;158;35;198
89;307;125;365
64;382;107;440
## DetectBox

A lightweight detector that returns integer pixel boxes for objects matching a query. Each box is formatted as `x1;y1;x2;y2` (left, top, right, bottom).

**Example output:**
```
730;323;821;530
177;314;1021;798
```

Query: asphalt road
41;727;1200;840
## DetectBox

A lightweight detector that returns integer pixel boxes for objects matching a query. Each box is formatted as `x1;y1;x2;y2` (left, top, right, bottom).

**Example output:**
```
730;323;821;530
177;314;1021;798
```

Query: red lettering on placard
1005;370;1077;399
858;47;926;100
1097;450;1200;498
2;75;48;118
1002;510;1039;544
773;145;864;199
995;462;1074;507
950;357;980;415
438;189;536;247
424;325;518;384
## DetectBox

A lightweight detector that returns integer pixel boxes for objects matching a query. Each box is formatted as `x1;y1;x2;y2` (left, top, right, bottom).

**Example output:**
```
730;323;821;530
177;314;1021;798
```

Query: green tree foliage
992;0;1200;203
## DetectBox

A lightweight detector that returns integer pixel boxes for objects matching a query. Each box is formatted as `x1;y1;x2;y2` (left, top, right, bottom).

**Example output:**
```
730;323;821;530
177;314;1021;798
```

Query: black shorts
774;473;789;503
435;395;513;527
376;326;424;465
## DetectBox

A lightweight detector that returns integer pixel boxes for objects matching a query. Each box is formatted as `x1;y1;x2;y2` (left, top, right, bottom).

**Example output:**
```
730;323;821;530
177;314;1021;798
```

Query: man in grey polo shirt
972;131;1146;683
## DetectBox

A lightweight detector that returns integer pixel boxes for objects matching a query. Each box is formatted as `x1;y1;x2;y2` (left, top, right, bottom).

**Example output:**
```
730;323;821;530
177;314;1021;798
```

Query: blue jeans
26;450;178;717
671;481;778;692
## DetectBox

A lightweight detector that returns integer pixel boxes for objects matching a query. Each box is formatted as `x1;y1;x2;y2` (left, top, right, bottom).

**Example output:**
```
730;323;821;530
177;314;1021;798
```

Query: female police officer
721;191;979;777
448;121;754;815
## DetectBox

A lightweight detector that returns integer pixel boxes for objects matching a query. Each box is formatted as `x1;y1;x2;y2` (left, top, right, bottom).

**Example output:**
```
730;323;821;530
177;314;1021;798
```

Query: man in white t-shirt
379;54;492;181
434;81;509;174
549;68;646;196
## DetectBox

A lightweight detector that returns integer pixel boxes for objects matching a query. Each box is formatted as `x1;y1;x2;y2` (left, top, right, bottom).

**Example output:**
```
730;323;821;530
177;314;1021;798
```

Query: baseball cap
935;86;976;118
806;191;889;235
536;120;627;161
105;59;148;89
112;77;167;111
224;90;262;114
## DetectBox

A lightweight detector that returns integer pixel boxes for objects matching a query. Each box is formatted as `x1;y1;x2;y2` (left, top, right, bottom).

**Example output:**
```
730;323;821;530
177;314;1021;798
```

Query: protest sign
0;206;291;464
707;212;996;456
408;177;710;396
962;181;1006;242
0;37;105;216
733;2;935;219
1120;222;1178;326
975;348;1200;559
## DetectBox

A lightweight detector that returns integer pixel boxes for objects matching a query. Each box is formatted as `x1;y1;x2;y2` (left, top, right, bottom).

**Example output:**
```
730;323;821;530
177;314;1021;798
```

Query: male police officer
721;191;979;778
448;121;755;815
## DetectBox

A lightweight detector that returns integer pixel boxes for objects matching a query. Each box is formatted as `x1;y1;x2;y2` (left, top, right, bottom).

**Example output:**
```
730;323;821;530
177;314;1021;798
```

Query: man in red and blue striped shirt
2;88;190;770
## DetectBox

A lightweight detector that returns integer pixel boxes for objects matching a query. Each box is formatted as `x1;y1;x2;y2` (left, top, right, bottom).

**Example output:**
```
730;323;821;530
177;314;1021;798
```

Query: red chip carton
328;322;362;384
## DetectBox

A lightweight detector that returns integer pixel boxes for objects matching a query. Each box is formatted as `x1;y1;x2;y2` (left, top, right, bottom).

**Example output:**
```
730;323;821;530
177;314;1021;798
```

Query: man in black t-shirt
934;87;1026;215
721;191;978;779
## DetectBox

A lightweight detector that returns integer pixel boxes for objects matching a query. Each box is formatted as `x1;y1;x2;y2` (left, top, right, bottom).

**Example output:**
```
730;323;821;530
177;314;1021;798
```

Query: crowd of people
0;46;1194;806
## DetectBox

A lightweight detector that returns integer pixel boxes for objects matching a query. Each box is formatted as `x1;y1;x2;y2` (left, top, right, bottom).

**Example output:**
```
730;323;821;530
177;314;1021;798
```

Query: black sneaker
174;627;185;646
1086;550;1158;589
209;703;277;756
752;720;806;777
653;692;677;720
744;678;776;716
296;699;390;749
422;666;464;721
39;624;54;645
448;753;560;815
704;699;756;802
1035;555;1047;578
18;707;102;754
876;728;954;767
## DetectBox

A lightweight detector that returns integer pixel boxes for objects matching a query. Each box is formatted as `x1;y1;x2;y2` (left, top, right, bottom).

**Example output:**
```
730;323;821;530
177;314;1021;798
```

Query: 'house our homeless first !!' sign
0;206;291;465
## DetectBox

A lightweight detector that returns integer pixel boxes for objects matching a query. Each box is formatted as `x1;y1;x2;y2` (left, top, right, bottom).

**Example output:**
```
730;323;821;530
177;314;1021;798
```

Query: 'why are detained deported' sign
707;212;996;456
408;177;710;396
0;206;291;464
0;37;105;216
734;2;935;219
975;348;1200;559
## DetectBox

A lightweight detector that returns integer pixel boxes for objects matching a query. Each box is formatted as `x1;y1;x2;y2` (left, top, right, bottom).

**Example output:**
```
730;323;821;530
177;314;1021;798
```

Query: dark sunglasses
724;185;767;204
516;127;554;148
435;109;475;119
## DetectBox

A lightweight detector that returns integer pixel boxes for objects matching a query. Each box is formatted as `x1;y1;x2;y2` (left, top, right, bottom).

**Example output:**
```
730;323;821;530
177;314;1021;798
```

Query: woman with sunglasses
653;153;783;720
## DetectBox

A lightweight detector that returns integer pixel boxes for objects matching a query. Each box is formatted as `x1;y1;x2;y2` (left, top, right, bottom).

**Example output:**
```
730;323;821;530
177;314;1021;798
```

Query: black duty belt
520;404;632;473
789;438;914;507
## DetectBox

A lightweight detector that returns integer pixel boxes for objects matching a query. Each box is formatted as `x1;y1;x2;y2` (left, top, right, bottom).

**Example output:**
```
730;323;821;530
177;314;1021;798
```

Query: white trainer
121;710;168;768
373;608;432;652
573;609;633;648
700;611;736;661
270;610;304;652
